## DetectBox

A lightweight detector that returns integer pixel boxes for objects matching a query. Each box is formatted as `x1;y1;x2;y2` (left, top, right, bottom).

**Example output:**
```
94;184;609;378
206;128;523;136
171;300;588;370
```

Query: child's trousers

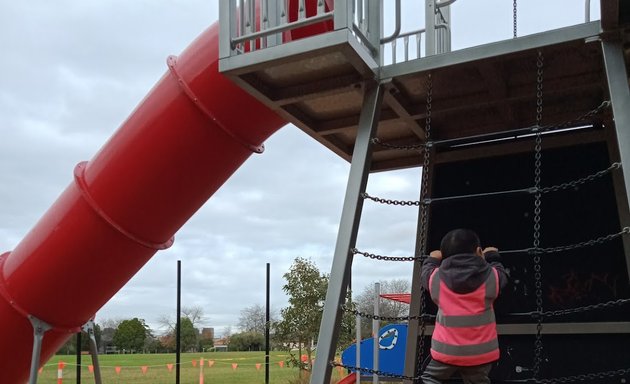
421;358;492;384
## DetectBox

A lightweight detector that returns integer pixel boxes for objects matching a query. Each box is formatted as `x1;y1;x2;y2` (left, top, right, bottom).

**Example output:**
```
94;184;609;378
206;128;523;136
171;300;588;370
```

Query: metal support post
334;0;353;31
218;0;236;59
356;314;362;384
601;39;630;278
425;0;436;56
372;282;380;384
28;315;52;384
310;82;384;384
82;320;103;384
367;0;381;57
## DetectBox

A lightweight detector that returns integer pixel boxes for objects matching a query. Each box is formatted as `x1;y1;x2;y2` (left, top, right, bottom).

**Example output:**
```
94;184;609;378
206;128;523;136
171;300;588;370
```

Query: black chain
371;101;610;151
513;0;518;38
331;361;420;381
532;50;544;381
509;297;630;319
352;248;421;262
341;304;435;322
539;162;621;193
415;73;433;382
371;137;428;151
362;161;621;207
535;227;629;254
355;227;629;261
535;367;630;384
362;192;421;206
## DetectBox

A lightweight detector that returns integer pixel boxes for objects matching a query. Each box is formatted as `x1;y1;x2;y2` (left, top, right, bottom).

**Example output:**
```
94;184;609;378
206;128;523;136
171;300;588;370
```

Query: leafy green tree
180;317;199;352
112;318;149;352
229;331;265;351
199;337;214;352
273;257;328;371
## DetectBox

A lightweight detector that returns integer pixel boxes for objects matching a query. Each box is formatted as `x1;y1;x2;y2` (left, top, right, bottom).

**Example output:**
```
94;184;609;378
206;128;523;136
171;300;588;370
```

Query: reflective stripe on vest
429;267;500;366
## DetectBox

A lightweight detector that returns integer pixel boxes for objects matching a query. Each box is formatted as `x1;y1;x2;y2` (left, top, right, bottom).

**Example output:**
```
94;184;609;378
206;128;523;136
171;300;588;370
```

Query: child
420;229;508;384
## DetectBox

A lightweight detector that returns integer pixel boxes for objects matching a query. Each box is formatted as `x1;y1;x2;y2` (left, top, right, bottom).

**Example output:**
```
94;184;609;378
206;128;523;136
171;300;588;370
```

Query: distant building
212;337;229;352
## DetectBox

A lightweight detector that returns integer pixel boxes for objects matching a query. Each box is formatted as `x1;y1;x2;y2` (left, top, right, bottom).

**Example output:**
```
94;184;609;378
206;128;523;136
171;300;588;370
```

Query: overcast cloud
0;1;599;336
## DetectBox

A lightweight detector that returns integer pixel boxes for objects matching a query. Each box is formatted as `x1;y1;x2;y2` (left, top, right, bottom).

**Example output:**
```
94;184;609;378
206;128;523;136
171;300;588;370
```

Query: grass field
38;351;349;384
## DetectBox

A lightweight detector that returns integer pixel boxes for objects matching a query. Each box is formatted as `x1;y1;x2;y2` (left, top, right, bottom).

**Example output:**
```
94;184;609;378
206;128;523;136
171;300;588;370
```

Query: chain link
535;367;630;384
362;192;421;206
415;73;434;381
352;248;421;262
534;227;629;254
341;304;434;322
363;161;621;207
355;227;629;262
509;297;630;319
513;0;518;38
532;50;544;381
331;361;420;382
539;162;621;193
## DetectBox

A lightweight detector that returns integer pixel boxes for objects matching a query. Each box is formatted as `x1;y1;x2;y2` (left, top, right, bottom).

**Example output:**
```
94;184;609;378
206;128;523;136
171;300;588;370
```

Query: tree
229;331;265;351
354;279;411;338
180;317;199;352
159;305;206;331
238;304;274;334
112;318;149;352
273;257;328;371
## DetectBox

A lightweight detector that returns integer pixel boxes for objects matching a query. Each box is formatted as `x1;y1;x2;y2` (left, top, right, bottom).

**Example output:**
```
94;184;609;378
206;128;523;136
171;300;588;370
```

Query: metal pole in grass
265;262;270;384
176;260;181;384
76;331;81;384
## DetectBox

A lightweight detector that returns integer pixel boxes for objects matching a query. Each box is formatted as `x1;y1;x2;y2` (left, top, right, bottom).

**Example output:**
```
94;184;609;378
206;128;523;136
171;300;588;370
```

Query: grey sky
0;1;599;336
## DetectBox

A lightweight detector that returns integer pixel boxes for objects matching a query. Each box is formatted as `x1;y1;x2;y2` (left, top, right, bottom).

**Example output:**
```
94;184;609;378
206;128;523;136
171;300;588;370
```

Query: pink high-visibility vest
429;267;500;366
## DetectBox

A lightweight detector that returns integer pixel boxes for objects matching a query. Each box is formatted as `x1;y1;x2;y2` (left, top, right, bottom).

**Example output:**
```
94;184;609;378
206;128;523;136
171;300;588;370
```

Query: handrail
380;0;402;44
231;11;334;48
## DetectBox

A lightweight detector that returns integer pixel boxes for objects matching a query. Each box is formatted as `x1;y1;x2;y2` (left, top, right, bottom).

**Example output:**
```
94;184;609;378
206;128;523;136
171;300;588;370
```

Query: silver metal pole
356;313;362;384
372;283;380;384
310;82;385;384
601;40;630;279
425;0;436;56
82;320;103;384
28;316;52;384
585;0;591;22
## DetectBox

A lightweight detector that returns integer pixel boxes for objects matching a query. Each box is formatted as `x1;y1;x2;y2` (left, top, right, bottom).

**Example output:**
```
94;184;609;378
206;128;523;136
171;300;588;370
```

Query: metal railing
220;0;597;66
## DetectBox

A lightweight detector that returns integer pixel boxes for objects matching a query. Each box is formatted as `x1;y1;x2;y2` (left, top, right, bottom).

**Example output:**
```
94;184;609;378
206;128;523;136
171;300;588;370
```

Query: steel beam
310;82;384;384
601;39;630;279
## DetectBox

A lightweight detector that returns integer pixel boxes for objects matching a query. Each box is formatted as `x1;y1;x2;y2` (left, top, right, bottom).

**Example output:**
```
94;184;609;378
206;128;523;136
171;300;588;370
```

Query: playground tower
218;1;630;383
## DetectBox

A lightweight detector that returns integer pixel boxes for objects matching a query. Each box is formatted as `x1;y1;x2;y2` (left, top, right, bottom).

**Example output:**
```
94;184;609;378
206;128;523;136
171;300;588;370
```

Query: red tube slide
0;22;282;382
0;1;335;382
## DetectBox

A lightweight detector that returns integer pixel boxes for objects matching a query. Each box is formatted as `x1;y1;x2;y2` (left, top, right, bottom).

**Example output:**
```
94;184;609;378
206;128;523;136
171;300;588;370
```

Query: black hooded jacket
421;251;508;294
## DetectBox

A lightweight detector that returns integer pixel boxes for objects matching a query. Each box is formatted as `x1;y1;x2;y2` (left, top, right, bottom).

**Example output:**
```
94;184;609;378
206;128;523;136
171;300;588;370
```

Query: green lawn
39;351;348;384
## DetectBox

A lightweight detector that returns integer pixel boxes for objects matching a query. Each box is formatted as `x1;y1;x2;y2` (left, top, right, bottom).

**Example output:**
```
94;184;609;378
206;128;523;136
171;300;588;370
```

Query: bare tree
238;304;275;334
182;306;205;327
354;279;411;337
99;318;123;329
157;305;206;335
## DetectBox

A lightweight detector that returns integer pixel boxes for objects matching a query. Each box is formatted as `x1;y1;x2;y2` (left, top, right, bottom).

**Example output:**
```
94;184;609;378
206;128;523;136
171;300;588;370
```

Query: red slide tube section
0;2;333;382
0;22;283;383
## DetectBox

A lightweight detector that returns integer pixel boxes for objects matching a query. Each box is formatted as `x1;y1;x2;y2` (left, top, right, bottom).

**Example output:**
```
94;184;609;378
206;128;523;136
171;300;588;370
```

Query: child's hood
439;253;492;294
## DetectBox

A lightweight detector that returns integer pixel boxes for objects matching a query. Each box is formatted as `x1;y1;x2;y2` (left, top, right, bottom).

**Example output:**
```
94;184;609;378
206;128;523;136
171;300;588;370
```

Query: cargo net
334;51;630;383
